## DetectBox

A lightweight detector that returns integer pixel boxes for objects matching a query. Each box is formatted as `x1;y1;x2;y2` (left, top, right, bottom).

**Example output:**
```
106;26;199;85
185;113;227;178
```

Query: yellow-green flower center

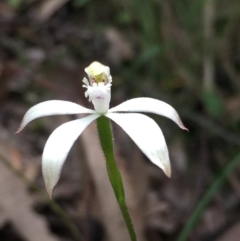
91;73;106;83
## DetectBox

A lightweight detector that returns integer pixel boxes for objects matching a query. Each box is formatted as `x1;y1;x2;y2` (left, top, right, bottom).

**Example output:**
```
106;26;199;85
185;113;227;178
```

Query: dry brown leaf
0;126;58;241
215;222;240;241
0;159;59;241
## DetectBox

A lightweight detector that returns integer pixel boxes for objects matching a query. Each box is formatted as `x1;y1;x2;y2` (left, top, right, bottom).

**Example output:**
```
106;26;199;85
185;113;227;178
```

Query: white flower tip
42;164;59;199
16;122;24;134
46;184;54;199
178;118;188;132
15;128;21;134
44;174;57;199
164;166;172;178
16;115;28;133
184;126;189;132
173;112;188;131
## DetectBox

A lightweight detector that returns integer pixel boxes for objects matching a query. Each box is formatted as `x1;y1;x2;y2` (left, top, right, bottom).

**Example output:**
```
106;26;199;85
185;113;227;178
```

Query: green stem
96;116;137;241
176;152;240;241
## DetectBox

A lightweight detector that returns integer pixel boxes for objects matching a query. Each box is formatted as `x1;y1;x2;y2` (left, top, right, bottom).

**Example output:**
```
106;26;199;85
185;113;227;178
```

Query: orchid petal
109;97;188;130
42;114;100;197
16;100;95;133
106;113;171;177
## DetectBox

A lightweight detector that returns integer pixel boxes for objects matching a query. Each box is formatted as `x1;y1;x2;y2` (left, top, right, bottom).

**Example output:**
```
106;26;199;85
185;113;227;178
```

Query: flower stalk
97;116;137;241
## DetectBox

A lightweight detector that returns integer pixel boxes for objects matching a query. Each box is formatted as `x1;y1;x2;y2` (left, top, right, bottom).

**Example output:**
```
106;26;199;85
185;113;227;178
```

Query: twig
203;0;215;91
31;0;70;22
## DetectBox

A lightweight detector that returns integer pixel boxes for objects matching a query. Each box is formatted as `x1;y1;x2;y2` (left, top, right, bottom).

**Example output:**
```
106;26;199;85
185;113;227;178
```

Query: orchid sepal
106;113;171;177
108;97;188;131
16;100;95;133
42;114;99;197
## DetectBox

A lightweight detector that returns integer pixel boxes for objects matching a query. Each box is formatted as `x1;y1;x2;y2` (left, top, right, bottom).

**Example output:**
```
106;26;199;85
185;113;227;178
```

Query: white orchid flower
17;61;187;197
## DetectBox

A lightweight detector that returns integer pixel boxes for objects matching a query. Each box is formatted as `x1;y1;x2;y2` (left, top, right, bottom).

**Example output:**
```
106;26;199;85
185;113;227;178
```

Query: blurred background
0;0;240;240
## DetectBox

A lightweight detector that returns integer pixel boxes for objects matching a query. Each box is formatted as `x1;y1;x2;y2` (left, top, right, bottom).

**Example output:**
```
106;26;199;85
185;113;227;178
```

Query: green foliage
128;45;162;75
173;0;205;32
132;0;160;47
115;12;132;25
8;0;22;8
202;90;224;118
73;0;92;8
176;152;240;241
